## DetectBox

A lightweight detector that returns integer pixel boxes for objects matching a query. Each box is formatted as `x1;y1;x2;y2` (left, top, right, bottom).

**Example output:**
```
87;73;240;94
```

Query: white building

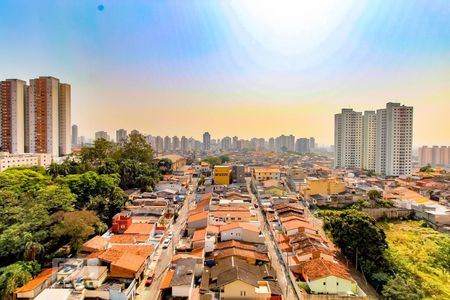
334;109;362;168
95;131;110;141
0;79;26;154
376;102;413;176
0;152;52;171
362;110;376;171
116;128;127;143
58;83;71;156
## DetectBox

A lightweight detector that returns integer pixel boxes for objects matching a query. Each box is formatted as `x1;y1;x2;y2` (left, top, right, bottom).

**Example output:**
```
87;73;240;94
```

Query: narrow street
136;183;196;300
246;178;299;300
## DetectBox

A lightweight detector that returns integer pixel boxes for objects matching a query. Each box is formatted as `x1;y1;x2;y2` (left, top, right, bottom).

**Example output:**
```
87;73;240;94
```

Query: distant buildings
163;136;171;151
0;76;71;156
71;124;78;147
419;146;450;167
116;129;127;143
95;131;110;141
334;102;413;176
203;132;211;151
221;136;231;150
295;138;310;154
172;136;180;151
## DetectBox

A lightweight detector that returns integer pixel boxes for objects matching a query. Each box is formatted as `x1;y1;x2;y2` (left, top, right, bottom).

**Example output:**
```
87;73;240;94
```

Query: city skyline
1;1;450;144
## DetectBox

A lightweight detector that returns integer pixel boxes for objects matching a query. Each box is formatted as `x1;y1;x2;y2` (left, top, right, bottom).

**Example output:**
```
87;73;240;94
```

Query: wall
307;276;356;295
361;208;413;220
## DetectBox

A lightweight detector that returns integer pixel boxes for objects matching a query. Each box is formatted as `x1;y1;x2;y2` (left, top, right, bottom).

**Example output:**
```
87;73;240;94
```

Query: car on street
145;273;155;286
162;238;171;249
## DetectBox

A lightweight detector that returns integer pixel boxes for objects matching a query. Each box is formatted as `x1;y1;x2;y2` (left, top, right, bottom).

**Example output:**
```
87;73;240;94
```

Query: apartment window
323;282;326;285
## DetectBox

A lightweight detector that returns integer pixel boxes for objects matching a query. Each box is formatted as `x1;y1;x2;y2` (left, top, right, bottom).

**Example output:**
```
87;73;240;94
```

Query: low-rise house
300;258;358;295
187;211;209;235
81;236;109;254
201;257;282;300
282;219;319;236
15;268;58;299
219;222;265;244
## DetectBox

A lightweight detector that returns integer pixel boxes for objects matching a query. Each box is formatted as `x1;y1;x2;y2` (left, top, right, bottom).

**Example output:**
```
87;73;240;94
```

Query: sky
0;0;449;145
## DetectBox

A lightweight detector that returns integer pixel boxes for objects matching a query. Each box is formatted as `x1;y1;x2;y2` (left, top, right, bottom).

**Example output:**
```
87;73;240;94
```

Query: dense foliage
322;210;391;291
201;155;230;167
322;211;450;299
0;132;161;297
381;221;450;299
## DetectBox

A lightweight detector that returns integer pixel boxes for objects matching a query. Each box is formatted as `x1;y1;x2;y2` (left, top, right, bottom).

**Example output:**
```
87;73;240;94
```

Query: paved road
137;183;196;300
246;178;299;300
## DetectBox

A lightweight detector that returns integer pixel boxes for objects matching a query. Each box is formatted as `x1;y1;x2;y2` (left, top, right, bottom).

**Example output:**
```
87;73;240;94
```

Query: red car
145;273;155;286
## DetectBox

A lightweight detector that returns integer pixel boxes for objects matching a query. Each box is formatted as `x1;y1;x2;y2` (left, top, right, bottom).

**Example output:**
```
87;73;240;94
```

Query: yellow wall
214;165;231;185
221;280;270;300
301;178;345;196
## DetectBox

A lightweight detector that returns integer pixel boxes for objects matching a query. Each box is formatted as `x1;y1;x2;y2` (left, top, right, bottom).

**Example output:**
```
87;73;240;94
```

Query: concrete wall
361;208;413;220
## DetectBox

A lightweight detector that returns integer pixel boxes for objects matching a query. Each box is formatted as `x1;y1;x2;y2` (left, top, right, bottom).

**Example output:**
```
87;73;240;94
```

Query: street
136;183;196;300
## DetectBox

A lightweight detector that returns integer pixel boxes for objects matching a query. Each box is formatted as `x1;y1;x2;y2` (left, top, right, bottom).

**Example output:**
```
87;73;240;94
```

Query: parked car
162;238;171;249
145;273;155;286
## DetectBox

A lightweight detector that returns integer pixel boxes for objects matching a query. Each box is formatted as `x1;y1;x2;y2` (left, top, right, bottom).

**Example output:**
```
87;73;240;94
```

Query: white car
162;238;171;249
167;231;173;239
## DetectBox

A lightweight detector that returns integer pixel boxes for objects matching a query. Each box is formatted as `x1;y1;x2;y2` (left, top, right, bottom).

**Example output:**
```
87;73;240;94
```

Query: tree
52;211;106;254
219;155;230;164
24;241;44;261
367;190;382;201
117;132;154;164
419;164;434;173
0;261;41;299
79;138;115;170
323;210;391;291
157;158;173;175
382;275;425;300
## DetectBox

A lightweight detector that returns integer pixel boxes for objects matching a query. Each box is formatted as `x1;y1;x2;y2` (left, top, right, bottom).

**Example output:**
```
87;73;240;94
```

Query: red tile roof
160;270;175;289
187;211;209;223
193;229;206;242
15;268;58;293
81;236;109;252
124;223;154;235
219;222;260;233
300;259;355;282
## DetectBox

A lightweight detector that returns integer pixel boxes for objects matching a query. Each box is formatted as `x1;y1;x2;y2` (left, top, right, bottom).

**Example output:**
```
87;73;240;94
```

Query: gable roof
81;236;109;253
219;222;260;233
160;270;175;290
187;211;209;224
193;229;206;242
124;223;154;235
15;268;58;293
301;258;355;282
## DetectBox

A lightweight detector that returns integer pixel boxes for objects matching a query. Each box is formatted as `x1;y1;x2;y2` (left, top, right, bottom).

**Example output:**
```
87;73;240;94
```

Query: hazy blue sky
1;0;449;145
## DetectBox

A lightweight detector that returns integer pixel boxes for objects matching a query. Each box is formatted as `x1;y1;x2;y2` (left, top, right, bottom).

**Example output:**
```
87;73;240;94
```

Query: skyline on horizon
1;1;450;145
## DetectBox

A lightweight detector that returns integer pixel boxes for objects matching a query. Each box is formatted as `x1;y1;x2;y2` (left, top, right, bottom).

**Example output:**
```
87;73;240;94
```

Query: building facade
0;79;26;153
362;111;376;171
334;109;363;169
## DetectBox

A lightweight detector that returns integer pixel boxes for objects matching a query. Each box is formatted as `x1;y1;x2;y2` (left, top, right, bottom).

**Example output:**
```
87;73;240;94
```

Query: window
323;282;326;285
240;291;246;296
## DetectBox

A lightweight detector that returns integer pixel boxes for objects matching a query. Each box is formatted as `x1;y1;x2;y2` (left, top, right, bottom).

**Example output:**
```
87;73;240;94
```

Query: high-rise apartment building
376;103;413;176
295;138;310;154
362;111;376;171
232;136;238;150
27;77;60;156
163;136;171;151
72;124;78;147
58;83;71;155
116;129;127;143
203;132;211;151
221;136;232;150
419;146;450;167
172;136;180;151
180;136;188;153
155;136;163;153
0;79;26;153
335;103;413;176
334;109;363;168
95;131;109;141
309;137;315;152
